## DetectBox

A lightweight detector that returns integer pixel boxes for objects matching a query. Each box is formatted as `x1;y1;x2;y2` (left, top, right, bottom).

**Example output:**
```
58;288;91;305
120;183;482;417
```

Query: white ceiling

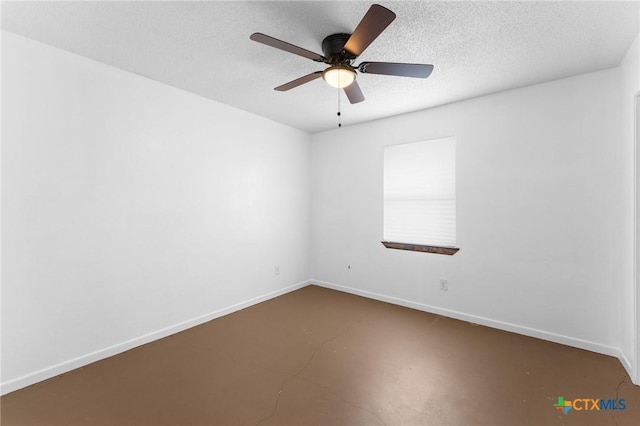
2;1;639;133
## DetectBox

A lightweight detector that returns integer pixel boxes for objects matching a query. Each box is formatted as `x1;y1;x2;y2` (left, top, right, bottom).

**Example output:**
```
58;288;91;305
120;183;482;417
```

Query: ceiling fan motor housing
322;33;355;64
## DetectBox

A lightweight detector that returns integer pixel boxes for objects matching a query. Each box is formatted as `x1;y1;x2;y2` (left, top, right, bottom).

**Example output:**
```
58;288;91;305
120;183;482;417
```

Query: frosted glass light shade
322;66;356;88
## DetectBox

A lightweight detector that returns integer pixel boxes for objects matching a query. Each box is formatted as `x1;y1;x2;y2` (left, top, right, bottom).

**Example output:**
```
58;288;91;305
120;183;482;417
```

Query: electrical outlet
274;266;280;276
440;279;448;291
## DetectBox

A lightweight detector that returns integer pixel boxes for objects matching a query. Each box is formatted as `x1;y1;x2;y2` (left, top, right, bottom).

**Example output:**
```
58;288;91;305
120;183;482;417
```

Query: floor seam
254;310;374;426
611;373;627;426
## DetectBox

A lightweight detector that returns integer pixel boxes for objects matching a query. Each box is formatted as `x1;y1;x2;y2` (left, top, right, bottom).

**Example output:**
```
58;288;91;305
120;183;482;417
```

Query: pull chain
337;86;342;128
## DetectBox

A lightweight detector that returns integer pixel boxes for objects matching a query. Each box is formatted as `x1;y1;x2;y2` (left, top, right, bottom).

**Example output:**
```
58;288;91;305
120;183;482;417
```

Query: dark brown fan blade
250;33;325;62
343;80;365;104
274;71;323;91
359;62;434;78
343;4;396;57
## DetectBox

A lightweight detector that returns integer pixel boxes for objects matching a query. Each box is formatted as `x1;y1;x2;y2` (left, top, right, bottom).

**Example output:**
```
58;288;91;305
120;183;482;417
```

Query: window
382;137;458;255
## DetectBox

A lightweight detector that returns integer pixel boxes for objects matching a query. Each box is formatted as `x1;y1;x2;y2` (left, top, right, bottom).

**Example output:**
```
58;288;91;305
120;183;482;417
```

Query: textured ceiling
2;1;639;133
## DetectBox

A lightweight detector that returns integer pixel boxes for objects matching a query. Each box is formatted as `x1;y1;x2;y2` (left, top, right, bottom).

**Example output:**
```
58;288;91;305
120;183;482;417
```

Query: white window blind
383;137;456;247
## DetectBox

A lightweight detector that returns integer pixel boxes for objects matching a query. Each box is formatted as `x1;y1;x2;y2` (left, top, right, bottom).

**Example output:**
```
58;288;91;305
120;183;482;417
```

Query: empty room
2;1;640;425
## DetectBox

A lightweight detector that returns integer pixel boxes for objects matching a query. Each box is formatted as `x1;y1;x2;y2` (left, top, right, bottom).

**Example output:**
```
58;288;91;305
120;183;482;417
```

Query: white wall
619;34;640;383
1;32;311;394
311;65;627;363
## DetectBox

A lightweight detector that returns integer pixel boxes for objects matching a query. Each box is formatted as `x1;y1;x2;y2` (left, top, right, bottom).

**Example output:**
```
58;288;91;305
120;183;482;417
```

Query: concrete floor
2;285;639;425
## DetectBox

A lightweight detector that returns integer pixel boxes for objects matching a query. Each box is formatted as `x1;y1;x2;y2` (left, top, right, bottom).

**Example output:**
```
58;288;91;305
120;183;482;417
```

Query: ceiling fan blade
274;71;323;91
250;33;325;62
343;4;396;57
344;80;365;104
359;62;434;78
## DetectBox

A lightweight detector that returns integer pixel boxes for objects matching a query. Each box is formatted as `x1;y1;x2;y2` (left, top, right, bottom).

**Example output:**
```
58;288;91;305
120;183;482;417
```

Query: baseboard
1;280;311;396
619;350;634;383
313;280;623;360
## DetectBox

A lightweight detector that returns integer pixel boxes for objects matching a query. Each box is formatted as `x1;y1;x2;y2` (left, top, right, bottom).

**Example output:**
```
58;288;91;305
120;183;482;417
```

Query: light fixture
322;65;356;89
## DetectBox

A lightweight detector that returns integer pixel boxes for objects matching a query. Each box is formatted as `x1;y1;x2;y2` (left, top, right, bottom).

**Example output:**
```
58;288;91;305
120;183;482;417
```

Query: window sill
381;241;459;256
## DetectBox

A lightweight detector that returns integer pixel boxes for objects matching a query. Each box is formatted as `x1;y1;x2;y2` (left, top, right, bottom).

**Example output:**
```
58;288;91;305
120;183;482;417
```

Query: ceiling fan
250;4;434;104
